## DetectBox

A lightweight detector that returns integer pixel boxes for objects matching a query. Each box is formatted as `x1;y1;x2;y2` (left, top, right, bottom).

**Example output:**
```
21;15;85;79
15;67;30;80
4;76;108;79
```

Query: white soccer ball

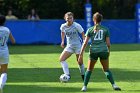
59;74;70;82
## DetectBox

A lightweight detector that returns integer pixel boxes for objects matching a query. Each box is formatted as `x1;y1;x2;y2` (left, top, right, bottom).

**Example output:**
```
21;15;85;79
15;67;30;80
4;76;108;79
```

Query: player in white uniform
59;12;85;80
0;15;15;93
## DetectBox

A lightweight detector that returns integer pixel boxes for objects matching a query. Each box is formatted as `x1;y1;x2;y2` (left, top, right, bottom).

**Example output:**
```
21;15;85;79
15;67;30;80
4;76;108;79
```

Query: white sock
79;64;85;75
60;61;70;75
112;84;118;87
0;73;7;88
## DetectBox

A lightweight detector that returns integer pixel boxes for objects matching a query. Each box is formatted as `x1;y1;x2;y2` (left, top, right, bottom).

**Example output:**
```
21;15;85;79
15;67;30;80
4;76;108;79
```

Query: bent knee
59;55;67;62
1;70;7;73
78;61;83;65
59;57;65;62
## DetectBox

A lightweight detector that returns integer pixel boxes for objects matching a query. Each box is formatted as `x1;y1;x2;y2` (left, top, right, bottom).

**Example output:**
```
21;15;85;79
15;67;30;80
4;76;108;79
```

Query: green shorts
89;52;109;61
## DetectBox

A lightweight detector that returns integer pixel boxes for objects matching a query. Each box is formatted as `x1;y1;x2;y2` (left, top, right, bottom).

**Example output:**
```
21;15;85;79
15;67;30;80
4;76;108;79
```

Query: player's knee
59;54;66;61
1;70;7;73
59;58;65;62
77;59;83;65
1;68;7;73
78;62;83;65
59;56;63;62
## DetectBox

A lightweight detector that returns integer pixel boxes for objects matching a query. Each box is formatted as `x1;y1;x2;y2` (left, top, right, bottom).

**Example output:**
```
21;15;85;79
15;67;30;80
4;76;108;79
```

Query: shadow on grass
9;45;63;54
7;68;140;83
5;85;111;93
9;44;140;54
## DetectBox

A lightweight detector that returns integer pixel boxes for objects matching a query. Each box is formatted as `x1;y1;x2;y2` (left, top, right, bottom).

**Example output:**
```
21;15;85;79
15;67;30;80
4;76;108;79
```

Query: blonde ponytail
93;24;99;33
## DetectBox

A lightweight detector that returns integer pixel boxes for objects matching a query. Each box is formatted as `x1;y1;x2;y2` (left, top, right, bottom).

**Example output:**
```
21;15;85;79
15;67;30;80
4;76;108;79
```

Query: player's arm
9;32;15;44
78;36;89;62
81;31;85;41
76;23;85;40
61;32;65;48
80;36;90;56
106;37;110;54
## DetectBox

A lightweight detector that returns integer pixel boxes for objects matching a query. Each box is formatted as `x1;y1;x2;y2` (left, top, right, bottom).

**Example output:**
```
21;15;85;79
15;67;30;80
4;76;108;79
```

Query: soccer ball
59;74;70;82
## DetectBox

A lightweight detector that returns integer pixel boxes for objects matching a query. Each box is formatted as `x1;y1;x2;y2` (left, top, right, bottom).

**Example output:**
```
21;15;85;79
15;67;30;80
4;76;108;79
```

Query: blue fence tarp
102;20;137;43
5;20;137;44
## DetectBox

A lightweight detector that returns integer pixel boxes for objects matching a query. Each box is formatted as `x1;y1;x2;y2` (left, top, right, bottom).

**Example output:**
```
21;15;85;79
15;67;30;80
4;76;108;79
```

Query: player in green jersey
78;12;121;91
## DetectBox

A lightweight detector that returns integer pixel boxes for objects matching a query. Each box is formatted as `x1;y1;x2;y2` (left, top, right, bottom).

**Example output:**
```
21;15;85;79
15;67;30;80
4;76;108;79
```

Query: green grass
4;44;140;93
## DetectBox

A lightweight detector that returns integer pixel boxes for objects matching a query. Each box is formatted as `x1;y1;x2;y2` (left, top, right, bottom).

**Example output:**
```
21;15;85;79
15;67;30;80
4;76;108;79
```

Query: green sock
104;70;115;84
84;70;92;86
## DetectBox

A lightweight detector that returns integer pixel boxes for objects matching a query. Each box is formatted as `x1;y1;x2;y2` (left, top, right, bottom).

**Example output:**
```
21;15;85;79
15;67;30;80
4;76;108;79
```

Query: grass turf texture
4;44;140;93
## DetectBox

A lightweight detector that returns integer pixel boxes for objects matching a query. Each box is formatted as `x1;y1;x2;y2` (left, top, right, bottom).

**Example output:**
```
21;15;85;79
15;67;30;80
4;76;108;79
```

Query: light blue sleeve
76;23;84;33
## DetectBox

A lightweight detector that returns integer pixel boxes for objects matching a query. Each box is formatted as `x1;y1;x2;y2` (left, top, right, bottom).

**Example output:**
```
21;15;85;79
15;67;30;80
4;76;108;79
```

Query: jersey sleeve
76;23;84;33
7;28;11;33
60;24;65;32
106;28;110;37
85;28;91;37
5;27;11;35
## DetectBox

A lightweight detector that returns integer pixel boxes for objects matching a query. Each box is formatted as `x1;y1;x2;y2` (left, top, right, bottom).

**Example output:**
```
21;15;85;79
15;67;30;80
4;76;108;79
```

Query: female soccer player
59;12;85;80
78;12;121;91
0;15;15;93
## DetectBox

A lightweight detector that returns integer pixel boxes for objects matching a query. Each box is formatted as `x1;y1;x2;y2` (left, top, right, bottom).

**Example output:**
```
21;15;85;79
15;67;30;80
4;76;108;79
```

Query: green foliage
91;0;137;19
0;0;137;19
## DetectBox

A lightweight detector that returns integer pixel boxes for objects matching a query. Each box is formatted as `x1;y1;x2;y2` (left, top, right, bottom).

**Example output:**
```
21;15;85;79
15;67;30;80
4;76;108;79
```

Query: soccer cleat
112;84;121;91
68;74;71;79
81;86;87;92
81;75;84;81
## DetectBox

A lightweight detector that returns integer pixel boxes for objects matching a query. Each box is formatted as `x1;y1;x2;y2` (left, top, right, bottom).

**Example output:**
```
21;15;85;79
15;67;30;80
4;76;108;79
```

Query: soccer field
4;44;140;93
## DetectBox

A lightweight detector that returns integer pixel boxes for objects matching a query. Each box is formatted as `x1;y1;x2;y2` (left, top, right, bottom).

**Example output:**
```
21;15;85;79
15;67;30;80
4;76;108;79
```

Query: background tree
0;0;137;19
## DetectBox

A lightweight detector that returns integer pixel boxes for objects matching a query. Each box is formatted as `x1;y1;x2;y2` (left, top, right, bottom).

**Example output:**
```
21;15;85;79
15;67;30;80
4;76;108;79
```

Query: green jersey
85;25;110;53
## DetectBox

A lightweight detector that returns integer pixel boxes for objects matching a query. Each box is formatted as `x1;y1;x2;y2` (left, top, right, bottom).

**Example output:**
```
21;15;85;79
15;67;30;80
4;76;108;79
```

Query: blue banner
85;3;92;30
5;20;136;44
136;4;140;43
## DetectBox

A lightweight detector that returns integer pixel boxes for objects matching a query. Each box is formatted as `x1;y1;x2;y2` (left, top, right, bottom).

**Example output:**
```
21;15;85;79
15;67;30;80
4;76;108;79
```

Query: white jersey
60;22;84;47
0;26;10;64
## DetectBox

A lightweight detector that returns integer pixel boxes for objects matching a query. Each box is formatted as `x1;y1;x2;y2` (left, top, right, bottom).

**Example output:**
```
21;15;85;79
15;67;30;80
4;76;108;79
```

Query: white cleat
81;86;87;92
112;84;121;91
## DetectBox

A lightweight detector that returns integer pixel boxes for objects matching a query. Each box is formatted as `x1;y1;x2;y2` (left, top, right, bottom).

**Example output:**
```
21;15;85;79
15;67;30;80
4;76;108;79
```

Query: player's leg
75;45;85;80
0;64;8;93
81;59;96;91
81;53;98;91
76;54;85;80
100;52;121;91
59;47;73;76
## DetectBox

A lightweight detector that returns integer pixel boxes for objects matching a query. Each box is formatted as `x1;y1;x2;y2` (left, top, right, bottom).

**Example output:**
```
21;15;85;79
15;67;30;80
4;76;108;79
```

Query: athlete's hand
61;42;65;48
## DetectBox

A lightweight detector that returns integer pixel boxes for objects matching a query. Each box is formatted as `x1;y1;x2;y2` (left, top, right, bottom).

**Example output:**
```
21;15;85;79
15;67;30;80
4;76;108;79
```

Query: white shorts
0;52;9;64
64;45;81;54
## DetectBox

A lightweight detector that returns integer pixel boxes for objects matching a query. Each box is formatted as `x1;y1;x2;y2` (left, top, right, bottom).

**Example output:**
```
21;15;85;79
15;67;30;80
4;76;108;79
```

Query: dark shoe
112;84;121;91
81;75;84;81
